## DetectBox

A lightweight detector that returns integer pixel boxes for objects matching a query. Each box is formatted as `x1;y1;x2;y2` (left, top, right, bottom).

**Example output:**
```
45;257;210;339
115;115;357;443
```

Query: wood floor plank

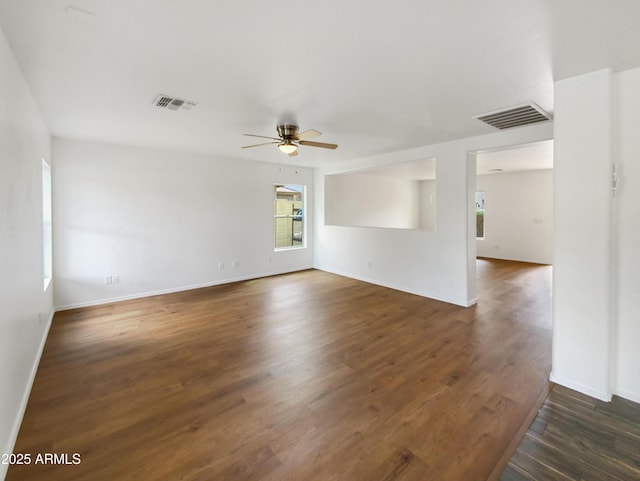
8;260;553;481
506;440;579;481
500;464;534;481
502;384;640;481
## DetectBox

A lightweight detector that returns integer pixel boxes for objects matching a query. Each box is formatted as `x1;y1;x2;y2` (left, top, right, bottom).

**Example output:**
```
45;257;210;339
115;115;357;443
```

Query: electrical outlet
218;261;225;270
112;274;120;284
232;260;239;268
104;275;112;285
367;260;373;269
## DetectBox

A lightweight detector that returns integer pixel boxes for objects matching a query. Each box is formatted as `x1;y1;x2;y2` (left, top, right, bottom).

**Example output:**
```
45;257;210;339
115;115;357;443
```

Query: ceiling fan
242;124;338;156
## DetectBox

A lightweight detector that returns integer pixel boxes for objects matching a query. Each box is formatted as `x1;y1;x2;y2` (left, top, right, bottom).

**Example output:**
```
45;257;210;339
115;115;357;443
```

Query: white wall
476;170;553;265
325;173;420;229
552;67;640;404
314;123;553;307
325;174;437;231
418;179;437;232
53;138;314;309
0;29;53;480
552;69;613;401
615;68;640;403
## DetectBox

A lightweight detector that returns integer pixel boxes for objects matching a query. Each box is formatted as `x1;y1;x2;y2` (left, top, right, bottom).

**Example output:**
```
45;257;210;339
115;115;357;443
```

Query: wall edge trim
316;267;467;307
549;372;612;402
5;310;54;470
54;267;314;311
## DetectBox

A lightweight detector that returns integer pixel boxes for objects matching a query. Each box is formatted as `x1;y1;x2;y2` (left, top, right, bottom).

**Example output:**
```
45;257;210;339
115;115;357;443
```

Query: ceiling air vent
474;103;551;130
153;94;197;112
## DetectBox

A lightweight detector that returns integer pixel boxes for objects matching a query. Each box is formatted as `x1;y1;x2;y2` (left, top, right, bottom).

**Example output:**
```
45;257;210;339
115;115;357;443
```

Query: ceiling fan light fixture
278;140;297;154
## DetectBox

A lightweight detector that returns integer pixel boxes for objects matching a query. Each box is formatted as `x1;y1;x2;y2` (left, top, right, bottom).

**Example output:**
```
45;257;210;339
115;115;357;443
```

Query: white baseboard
316;267;469;307
476;254;552;266
613;388;640;404
549;372;612;402
3;310;54;481
55;267;314;311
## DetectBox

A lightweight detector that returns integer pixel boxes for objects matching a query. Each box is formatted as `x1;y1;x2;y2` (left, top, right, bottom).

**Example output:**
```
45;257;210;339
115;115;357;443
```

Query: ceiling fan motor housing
277;124;299;139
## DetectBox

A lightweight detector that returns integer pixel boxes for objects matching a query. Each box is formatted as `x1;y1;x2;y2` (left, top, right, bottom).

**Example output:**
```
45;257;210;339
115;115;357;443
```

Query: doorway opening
468;139;554;307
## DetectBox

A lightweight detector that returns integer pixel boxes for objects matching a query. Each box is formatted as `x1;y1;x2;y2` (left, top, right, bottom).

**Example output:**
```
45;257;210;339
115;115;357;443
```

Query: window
476;191;485;239
274;184;305;249
42;159;52;290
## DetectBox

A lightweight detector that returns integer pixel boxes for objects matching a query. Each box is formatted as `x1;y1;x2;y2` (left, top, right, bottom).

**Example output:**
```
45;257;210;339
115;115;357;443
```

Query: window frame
476;191;485;240
42;158;52;291
273;183;306;251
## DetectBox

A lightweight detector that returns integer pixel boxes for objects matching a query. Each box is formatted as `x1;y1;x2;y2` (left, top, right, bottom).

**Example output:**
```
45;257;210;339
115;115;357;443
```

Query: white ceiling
477;140;554;175
331;139;553;181
1;1;639;166
356;158;437;181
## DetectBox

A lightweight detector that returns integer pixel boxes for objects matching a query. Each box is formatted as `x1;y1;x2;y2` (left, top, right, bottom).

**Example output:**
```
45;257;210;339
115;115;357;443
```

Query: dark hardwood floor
500;384;640;481
8;259;553;481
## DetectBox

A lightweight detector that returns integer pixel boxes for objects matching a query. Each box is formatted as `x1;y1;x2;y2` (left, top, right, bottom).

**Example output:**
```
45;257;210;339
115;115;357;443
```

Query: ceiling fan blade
288;150;299;157
241;141;279;149
243;133;281;141
294;129;322;140
299;140;338;150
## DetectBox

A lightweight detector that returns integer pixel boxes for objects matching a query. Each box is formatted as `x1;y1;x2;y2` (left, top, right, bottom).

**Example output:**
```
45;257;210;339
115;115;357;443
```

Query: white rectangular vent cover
474;103;551;129
153;94;197;112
